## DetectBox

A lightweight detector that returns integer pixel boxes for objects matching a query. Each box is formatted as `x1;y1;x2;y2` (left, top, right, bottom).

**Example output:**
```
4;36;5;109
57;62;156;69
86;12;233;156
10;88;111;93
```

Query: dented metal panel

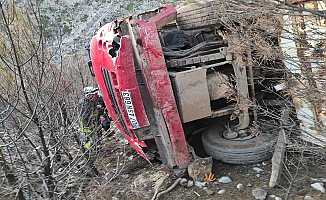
170;68;211;123
90;25;150;160
136;19;190;167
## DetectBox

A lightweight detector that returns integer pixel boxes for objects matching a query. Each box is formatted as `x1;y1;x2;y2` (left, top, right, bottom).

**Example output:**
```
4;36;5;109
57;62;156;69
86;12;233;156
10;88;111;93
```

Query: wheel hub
222;127;255;141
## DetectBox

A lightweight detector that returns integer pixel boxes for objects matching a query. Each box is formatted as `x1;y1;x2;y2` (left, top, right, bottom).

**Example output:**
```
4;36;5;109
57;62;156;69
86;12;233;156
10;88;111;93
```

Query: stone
252;188;268;200
247;183;253;187
275;197;282;200
195;181;206;188
269;195;276;198
218;176;232;184
187;180;194;188
256;174;261;178
237;183;244;191
180;178;188;186
217;189;226;195
253;167;264;173
311;182;325;193
304;196;314;200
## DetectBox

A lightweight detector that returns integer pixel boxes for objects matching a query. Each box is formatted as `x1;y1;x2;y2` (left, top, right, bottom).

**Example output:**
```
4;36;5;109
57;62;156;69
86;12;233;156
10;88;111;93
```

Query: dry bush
0;1;98;199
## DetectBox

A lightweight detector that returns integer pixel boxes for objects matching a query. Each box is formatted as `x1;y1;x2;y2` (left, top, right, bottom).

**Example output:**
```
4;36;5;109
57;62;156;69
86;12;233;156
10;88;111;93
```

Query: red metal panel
90;23;149;161
136;20;190;167
149;5;177;29
116;37;150;129
90;5;190;168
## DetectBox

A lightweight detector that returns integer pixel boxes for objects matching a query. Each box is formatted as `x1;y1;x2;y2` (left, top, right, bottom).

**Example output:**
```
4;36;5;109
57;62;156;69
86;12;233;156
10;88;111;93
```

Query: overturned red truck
88;2;325;168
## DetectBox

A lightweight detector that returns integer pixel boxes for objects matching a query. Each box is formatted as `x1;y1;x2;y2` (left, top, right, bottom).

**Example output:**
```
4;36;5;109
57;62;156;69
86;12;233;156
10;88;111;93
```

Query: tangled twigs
151;177;181;200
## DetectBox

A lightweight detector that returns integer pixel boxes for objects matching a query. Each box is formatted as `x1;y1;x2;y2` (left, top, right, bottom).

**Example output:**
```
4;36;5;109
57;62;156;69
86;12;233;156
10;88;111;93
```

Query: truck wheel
177;1;221;30
201;124;277;164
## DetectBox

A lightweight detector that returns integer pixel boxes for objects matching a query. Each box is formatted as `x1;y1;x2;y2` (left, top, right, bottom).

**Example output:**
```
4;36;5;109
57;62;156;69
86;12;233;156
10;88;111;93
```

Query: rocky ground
40;0;175;53
84;135;326;200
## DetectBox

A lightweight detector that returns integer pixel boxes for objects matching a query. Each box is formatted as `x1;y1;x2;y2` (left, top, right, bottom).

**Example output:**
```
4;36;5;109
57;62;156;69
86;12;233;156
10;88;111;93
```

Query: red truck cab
90;5;190;167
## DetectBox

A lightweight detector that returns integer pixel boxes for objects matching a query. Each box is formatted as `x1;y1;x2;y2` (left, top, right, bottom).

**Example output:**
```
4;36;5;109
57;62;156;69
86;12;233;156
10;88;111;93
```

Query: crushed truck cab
89;3;298;168
90;6;190;167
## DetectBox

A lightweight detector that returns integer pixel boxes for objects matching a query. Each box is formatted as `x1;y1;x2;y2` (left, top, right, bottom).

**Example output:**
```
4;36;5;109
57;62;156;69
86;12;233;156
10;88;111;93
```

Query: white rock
262;162;267;166
311;182;325;193
195;181;206;188
252;188;267;200
217;189;226;194
256;174;261;178
247;183;253;187
187;180;194;188
275;197;282;200
304;196;314;200
218;176;232;184
269;195;276;198
253;167;264;173
237;183;244;191
274;82;286;92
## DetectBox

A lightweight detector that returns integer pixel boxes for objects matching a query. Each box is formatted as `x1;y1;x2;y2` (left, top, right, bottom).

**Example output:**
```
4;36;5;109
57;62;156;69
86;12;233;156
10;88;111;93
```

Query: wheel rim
222;128;256;141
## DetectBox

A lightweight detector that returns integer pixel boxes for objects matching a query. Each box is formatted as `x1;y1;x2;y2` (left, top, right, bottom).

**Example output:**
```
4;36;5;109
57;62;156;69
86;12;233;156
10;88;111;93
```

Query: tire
201;124;277;164
177;1;221;30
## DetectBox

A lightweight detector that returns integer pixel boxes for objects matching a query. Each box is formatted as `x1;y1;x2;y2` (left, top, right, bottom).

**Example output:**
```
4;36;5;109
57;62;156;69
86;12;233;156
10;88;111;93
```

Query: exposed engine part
161;30;193;50
163;40;226;58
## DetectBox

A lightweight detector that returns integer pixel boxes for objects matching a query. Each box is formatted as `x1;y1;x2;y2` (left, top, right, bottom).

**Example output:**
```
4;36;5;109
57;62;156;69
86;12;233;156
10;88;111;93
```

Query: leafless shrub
0;1;100;199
